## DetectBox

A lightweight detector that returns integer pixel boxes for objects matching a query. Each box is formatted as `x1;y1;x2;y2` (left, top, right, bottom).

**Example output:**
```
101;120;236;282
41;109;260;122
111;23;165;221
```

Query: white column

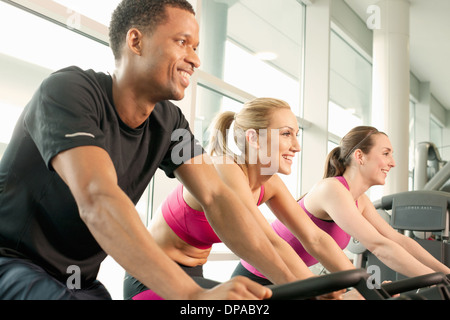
371;0;410;195
301;0;331;193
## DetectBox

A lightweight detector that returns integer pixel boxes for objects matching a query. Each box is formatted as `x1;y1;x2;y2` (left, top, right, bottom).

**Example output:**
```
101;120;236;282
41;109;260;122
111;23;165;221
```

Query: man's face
137;7;200;102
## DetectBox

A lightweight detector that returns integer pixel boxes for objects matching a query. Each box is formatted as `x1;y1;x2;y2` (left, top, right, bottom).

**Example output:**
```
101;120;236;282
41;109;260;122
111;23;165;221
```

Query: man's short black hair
109;0;195;60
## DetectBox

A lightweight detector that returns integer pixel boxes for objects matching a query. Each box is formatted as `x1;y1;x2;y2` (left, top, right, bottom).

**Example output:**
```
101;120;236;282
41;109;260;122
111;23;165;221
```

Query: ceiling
344;0;450;110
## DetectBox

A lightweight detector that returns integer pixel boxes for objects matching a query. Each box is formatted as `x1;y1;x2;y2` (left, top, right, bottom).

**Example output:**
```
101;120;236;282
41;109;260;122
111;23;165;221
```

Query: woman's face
257;108;301;176
360;133;396;186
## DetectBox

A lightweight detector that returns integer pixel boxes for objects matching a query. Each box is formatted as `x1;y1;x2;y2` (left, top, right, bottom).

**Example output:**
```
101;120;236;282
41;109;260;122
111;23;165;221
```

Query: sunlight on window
0;2;114;73
224;41;301;114
52;0;122;26
328;101;363;137
430;118;443;152
0;2;115;146
0;102;23;144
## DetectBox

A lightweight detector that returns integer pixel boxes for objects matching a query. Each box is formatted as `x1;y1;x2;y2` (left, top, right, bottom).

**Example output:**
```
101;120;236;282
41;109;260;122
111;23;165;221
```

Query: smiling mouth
381;169;389;175
178;69;193;87
180;70;191;80
282;155;293;162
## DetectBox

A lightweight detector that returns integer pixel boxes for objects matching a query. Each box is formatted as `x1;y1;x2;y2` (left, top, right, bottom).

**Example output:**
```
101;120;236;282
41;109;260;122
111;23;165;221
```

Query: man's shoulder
46;66;108;86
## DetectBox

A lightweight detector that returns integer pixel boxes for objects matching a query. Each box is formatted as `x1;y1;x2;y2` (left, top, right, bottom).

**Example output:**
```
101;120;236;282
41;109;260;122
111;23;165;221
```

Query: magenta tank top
162;183;265;249
241;176;353;278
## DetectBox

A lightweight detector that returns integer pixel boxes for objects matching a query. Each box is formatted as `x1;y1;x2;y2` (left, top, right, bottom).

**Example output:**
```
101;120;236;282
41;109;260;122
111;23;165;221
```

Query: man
0;0;295;300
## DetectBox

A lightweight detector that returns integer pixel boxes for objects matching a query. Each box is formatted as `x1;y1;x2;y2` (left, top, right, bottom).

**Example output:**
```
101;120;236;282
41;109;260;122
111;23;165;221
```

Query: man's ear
126;28;143;56
246;129;259;149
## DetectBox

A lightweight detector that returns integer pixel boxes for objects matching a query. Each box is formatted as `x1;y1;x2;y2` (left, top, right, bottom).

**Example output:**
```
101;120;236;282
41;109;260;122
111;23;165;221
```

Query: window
430;117;443;153
328;100;363;138
328;29;374;199
0;1;114;151
194;85;245;147
197;0;306;281
328;30;372;138
52;0;121;26
198;0;305;115
197;0;306;194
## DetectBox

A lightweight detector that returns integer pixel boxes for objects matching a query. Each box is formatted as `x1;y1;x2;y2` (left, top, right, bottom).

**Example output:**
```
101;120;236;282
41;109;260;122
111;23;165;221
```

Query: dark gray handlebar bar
268;268;388;300
381;272;450;295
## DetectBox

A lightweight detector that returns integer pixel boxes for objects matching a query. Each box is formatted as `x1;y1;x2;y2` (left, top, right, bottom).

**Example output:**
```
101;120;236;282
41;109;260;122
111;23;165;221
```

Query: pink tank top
162;183;265;249
241;176;353;278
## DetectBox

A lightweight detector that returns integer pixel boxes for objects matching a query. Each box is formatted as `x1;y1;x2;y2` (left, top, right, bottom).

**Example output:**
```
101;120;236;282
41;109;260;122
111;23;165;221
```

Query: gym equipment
414;142;447;190
268;269;450;300
425;161;450;192
349;190;450;281
382;272;450;300
269;268;389;300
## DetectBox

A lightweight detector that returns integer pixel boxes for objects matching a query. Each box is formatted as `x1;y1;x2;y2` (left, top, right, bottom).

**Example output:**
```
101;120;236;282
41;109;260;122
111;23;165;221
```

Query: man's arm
51;145;271;299
174;154;298;285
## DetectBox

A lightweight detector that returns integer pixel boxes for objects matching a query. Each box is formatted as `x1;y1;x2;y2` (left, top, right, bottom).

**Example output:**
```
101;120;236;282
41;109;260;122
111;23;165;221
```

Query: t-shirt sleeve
24;68;106;170
158;103;205;178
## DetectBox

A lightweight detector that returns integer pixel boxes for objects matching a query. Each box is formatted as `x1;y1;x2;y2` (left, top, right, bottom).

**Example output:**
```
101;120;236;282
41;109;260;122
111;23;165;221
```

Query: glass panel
0;2;114;73
430;118;442;151
195;85;244;147
328;101;363;138
0;1;114;149
0;101;23;145
52;0;122;26
328;140;338;154
199;0;305;116
329;30;372;137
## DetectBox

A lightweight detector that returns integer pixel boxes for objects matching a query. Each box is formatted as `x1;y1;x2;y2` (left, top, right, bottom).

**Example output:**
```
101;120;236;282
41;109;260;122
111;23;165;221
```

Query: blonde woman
124;98;355;300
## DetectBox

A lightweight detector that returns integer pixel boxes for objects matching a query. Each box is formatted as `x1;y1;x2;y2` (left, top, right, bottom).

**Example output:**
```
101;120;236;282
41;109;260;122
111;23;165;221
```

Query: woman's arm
222;176;317;281
310;179;434;277
266;175;355;273
362;197;450;274
175;155;299;285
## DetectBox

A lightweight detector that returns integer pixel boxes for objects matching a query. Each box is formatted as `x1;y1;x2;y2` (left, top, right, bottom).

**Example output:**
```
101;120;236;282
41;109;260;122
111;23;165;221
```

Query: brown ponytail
323;146;346;178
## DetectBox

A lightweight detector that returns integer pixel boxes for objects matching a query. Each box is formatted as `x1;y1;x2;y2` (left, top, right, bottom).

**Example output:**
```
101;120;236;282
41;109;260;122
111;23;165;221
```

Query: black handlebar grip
382;272;450;295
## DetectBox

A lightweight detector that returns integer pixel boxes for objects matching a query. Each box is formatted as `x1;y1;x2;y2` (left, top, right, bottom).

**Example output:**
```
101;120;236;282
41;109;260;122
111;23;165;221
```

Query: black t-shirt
0;66;204;284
